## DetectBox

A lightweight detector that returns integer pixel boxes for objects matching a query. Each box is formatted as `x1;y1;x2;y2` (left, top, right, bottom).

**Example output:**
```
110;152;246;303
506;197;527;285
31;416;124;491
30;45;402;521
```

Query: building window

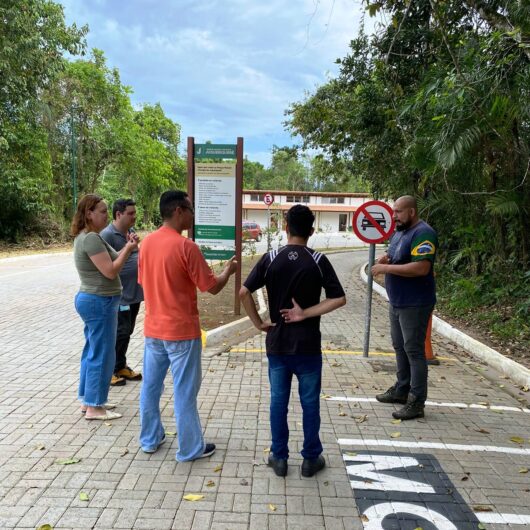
250;193;267;202
321;196;345;204
286;195;310;203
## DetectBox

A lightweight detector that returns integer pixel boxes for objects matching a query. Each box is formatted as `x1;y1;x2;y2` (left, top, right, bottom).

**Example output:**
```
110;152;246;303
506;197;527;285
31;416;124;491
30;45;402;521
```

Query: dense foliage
0;0;185;240
287;0;530;344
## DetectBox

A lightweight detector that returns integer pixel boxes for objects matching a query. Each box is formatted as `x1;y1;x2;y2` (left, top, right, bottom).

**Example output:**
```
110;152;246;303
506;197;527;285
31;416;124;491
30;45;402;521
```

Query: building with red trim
243;190;383;232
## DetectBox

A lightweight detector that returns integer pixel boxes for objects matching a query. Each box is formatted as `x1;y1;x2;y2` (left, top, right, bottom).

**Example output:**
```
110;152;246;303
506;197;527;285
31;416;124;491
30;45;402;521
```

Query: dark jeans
389;304;434;404
115;302;141;372
267;354;323;460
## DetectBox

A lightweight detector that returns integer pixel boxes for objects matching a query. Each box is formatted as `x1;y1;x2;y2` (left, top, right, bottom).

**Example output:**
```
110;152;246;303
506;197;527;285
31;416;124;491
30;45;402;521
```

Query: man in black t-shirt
240;205;346;478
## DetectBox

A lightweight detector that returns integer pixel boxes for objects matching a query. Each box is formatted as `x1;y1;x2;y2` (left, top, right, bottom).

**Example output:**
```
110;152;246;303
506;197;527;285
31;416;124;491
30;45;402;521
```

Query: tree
0;0;86;239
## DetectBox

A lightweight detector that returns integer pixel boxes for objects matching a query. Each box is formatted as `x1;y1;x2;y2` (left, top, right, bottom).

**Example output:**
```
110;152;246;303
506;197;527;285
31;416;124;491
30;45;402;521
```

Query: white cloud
59;0;367;167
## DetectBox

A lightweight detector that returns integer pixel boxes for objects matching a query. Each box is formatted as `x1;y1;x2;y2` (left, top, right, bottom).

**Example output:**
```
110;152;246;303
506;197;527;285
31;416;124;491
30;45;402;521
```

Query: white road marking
327;395;530;414
476;513;530;525
338;438;530;456
344;454;435;493
361;502;458;530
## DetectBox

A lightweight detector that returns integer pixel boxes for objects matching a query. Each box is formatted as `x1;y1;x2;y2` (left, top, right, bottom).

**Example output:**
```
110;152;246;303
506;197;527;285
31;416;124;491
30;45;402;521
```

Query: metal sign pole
363;243;376;357
267;205;271;251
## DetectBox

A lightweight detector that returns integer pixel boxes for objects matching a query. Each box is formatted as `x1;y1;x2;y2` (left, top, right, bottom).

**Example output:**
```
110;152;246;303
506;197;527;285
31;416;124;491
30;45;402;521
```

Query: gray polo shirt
100;223;144;305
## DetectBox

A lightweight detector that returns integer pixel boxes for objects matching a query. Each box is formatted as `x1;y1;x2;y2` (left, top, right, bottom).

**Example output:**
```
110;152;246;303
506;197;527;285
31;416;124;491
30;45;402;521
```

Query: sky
59;0;370;167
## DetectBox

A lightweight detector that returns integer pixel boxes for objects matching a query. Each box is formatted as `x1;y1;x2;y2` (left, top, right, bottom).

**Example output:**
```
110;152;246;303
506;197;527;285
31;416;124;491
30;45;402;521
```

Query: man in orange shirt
138;190;236;460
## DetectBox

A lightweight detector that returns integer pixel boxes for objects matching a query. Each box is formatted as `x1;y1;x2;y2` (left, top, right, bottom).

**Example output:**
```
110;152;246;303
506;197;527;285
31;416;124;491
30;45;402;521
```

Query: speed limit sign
263;193;274;206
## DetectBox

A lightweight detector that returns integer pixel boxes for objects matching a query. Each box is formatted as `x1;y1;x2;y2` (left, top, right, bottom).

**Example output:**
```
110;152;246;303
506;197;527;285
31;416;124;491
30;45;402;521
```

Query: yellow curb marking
229;348;453;361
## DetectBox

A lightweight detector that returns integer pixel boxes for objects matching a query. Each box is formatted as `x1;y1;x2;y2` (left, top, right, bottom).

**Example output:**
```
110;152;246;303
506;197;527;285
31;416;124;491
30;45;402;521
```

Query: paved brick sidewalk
0;251;529;529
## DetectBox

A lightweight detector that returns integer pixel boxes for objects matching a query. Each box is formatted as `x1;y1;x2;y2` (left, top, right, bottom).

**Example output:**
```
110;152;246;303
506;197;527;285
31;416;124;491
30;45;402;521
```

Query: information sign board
195;163;236;259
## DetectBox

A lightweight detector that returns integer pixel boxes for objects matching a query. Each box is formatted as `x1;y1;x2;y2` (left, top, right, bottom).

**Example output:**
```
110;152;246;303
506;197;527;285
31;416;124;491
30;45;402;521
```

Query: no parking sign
353;200;395;357
353;200;395;244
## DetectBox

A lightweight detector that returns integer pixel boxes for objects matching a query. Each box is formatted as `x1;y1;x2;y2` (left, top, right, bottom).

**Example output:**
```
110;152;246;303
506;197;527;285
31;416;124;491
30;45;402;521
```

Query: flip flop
80;403;117;414
85;410;122;421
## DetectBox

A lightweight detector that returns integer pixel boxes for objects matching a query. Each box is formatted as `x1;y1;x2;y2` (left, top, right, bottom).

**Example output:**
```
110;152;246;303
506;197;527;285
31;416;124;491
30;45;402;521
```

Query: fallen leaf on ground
104;422;112;426
206;480;215;487
519;468;528;474
390;432;401;438
36;444;46;450
361;515;369;522
522;386;529;392
414;527;423;530
165;431;177;437
55;458;80;465
214;465;223;473
120;448;129;457
354;415;368;424
263;448;270;453
461;476;469;481
331;362;342;367
208;368;215;372
268;503;277;511
36;526;53;530
321;394;331;399
473;505;493;512
391;419;401;425
510;436;525;444
474;428;490;434
183;494;204;501
240;479;248;486
478;524;486;530
339;411;347;417
79;492;89;501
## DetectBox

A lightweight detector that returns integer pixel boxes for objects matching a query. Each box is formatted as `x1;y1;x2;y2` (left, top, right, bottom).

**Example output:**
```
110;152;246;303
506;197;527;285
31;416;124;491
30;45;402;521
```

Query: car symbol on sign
361;211;387;230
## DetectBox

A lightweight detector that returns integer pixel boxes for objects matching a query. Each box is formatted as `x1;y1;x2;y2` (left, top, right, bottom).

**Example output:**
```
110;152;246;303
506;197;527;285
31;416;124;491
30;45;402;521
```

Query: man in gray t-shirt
101;199;144;386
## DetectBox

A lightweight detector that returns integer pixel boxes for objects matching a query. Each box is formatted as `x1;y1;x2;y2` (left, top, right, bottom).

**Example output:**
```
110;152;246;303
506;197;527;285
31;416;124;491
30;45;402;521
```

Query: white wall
318;212;340;232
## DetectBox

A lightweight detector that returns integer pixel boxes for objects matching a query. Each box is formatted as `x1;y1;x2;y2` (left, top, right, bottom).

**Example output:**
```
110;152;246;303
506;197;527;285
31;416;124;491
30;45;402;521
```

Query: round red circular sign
352;200;395;244
263;193;274;206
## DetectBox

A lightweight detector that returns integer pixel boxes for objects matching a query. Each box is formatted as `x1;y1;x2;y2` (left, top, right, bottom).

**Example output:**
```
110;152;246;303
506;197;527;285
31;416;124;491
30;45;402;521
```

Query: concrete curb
203;288;267;356
360;262;530;388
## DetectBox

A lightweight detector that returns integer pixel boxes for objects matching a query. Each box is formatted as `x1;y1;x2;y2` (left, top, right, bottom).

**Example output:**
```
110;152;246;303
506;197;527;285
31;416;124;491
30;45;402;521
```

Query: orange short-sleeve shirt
138;226;217;340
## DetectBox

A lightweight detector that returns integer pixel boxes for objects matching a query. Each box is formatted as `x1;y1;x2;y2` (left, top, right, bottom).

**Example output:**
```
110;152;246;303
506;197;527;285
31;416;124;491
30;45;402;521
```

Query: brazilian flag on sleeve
410;232;438;262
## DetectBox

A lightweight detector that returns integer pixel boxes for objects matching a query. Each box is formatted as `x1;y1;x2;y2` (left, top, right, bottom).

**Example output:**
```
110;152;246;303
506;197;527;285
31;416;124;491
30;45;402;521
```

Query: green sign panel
201;248;236;260
195;225;235;240
194;144;236;160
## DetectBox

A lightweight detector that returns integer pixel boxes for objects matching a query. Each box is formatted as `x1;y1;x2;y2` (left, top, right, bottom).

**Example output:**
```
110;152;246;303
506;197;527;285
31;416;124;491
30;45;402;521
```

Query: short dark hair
286;204;314;238
160;190;189;220
112;198;136;220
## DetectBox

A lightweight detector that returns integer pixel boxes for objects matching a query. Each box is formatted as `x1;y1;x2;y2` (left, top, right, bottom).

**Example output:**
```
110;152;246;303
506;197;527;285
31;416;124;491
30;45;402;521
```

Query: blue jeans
139;337;205;461
389;304;434;404
75;292;120;407
267;354;323;460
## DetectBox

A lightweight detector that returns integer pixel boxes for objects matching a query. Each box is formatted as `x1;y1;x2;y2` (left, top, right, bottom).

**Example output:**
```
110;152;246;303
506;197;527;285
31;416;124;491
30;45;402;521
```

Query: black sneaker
301;454;326;477
267;453;288;477
376;383;408;404
196;443;216;459
392;395;425;421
